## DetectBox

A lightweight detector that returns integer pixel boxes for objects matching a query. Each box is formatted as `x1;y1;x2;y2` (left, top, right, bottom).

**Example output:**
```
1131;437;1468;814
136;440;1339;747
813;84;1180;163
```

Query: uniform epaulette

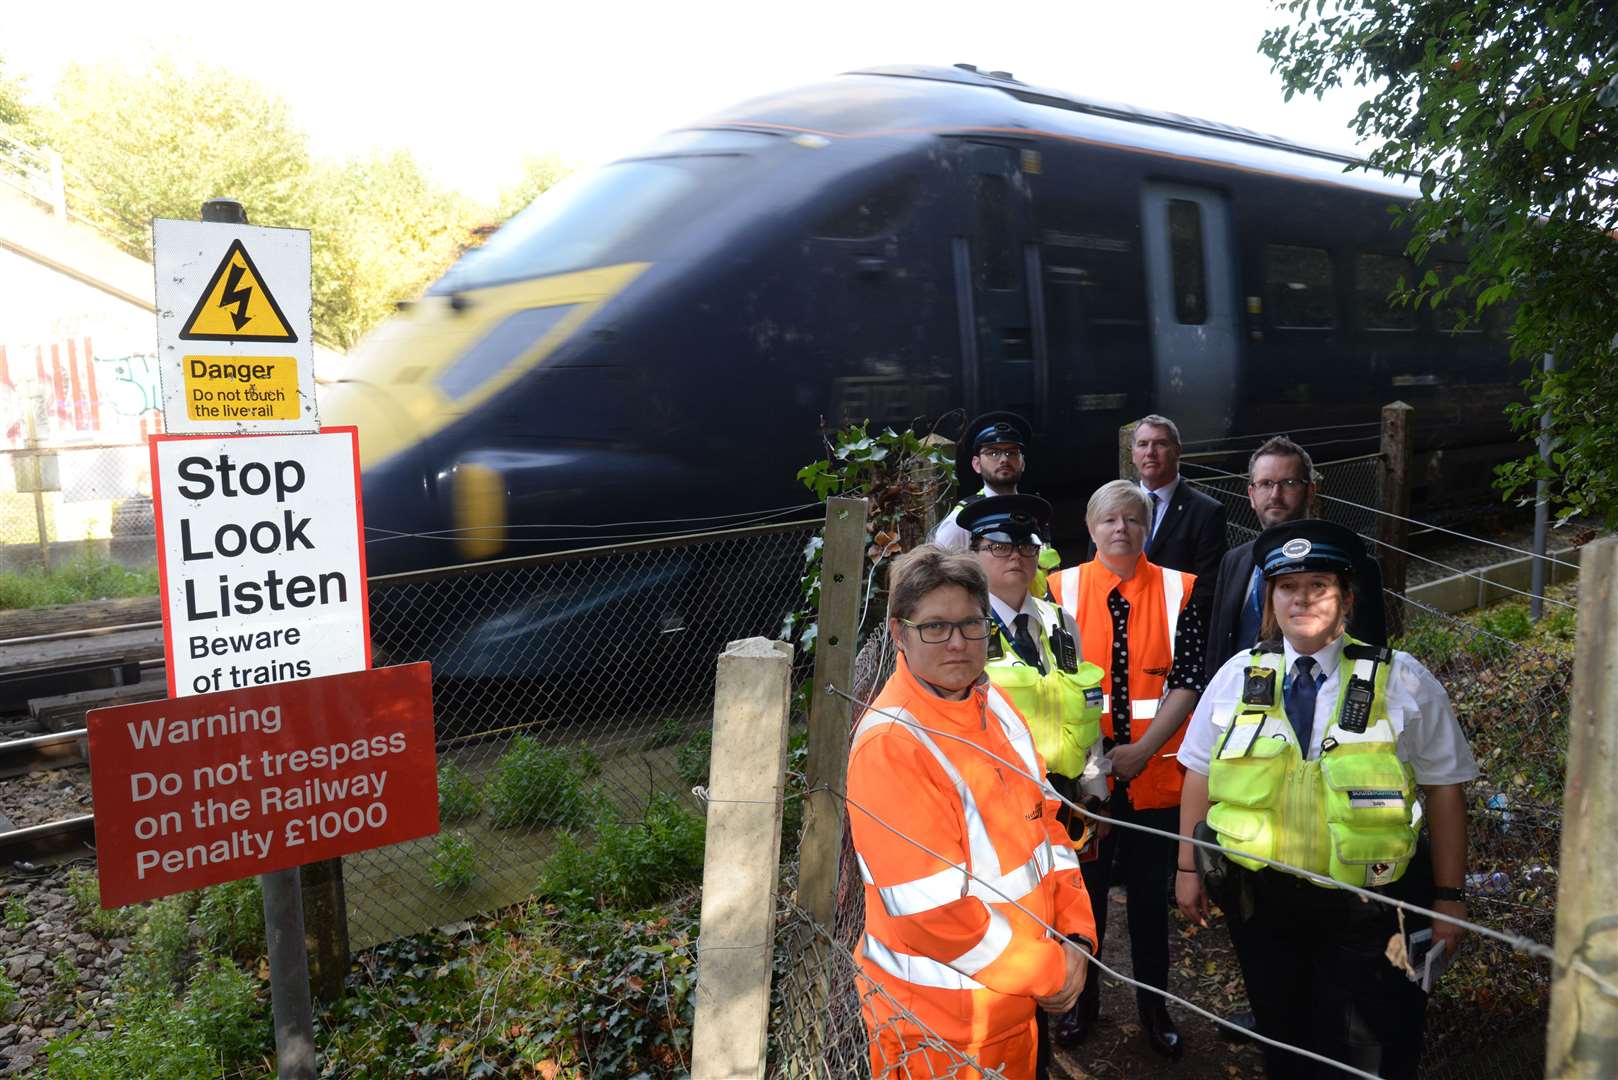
1343;643;1393;665
1254;639;1284;654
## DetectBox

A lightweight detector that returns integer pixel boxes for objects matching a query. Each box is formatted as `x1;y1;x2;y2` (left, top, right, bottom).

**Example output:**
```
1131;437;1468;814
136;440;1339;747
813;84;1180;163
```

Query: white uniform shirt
1178;634;1478;786
988;592;1110;799
931;486;994;551
1140;474;1180;541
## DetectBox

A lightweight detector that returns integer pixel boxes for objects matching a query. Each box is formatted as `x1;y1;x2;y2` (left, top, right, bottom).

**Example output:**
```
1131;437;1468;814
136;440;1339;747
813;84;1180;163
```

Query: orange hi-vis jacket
847;652;1098;1053
1047;554;1195;811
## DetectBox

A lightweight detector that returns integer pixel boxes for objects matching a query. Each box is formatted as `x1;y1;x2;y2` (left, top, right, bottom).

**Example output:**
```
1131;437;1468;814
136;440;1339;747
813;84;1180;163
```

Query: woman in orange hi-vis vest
848;545;1098;1080
1045;480;1207;1060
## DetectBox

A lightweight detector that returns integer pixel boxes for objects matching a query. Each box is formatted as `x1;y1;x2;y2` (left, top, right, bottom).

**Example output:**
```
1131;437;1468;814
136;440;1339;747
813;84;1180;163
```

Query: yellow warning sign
179;239;298;342
184;356;301;421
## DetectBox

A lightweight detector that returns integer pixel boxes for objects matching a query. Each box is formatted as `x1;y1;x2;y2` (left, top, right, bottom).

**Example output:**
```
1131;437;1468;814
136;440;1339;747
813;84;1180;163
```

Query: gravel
0;767;93;829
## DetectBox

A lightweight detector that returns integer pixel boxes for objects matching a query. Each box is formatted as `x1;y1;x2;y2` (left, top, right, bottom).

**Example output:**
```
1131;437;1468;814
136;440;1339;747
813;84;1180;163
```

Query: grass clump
483;735;589;829
430;832;478;893
3;894;28;931
536;792;705;910
0;553;158;610
676;728;712;788
194;878;264;965
64;870;136;939
119;895;193;996
437;760;481;823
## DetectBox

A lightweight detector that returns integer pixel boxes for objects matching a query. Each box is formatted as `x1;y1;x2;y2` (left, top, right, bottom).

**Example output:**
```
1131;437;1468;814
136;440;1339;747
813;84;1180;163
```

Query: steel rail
0;814;95;864
0;729;87;778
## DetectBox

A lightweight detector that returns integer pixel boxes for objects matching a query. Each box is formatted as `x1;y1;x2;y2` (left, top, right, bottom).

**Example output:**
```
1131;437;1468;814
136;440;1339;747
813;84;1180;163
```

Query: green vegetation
120;895;193;997
193;878;264;966
1263;2;1618;525
47;953;77;1012
3;894;27;931
676;727;713;788
483;735;591;829
536;793;706;910
436;760;482;824
64;869;136;939
0;554;158;610
430;832;479;893
0;971;18;1015
319;904;696;1078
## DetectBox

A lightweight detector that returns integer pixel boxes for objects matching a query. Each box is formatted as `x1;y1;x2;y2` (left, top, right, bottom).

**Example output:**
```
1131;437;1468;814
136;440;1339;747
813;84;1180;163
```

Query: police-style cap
957;493;1053;546
956;410;1030;484
1254;519;1366;579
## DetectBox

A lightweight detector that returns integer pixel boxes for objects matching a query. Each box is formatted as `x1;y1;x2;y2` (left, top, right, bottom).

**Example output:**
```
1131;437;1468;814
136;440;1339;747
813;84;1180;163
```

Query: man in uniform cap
933;411;1030;551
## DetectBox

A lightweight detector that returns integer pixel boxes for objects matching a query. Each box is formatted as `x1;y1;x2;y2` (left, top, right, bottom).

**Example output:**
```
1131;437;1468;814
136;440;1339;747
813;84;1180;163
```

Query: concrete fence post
1377;401;1413;636
1545;537;1618;1077
691;637;794;1080
1118;422;1136;481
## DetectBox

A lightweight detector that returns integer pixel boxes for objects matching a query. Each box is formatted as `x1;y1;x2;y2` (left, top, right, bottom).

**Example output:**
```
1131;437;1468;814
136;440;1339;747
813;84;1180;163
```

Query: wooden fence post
691;637;794;1080
1377;402;1413;636
1545;537;1618;1077
1118;422;1136;481
797;496;869;930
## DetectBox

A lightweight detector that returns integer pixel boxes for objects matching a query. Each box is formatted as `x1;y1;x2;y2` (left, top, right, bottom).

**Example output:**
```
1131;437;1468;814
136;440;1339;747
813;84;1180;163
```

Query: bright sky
7;0;1372;205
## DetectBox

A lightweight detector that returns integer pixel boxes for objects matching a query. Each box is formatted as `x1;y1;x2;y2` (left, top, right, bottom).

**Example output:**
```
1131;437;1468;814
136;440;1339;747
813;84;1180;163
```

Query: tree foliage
495;151;572;223
33;58;496;349
1262;0;1618;524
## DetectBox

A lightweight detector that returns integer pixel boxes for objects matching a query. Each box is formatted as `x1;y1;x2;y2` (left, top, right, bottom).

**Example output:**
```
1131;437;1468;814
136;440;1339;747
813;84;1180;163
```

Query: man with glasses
934;411;1032;552
1205;436;1386;682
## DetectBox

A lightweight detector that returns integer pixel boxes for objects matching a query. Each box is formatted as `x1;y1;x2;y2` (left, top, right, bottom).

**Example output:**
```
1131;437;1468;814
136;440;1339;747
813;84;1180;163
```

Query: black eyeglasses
979;540;1040;559
898;617;997;644
977;447;1023;462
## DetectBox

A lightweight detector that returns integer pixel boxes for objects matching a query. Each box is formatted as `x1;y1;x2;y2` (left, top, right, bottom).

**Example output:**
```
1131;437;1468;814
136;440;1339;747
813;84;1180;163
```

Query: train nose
320;377;411;471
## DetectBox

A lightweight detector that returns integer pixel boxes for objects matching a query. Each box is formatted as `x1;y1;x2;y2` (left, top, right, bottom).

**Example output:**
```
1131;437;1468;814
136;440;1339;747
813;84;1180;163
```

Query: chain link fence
1183;452;1384;547
342;519;818;949
0;443;156;572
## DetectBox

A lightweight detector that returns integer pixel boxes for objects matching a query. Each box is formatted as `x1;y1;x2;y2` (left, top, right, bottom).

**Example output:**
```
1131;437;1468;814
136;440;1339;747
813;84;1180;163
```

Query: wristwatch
1431;885;1465;903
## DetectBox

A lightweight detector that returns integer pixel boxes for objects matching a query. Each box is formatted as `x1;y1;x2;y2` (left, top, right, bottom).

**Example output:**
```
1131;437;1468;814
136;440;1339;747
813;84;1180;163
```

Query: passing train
324;63;1521;587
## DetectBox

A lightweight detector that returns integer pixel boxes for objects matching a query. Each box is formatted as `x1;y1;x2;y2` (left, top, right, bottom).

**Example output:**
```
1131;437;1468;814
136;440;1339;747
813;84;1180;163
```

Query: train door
953;142;1043;424
1140;184;1239;440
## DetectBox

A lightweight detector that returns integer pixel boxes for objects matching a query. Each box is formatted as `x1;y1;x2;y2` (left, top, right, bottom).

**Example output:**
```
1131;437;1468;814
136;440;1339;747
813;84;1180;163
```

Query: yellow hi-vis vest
1205;637;1418;889
984;596;1105;779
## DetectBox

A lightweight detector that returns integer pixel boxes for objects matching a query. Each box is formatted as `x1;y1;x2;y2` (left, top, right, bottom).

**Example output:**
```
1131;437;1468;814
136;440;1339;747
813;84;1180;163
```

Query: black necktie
1285;656;1322;753
1012;613;1045;674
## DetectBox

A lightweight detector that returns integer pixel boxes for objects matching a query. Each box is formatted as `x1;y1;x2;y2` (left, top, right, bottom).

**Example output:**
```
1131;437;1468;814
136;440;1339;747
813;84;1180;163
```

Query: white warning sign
151;427;370;696
153;219;316;435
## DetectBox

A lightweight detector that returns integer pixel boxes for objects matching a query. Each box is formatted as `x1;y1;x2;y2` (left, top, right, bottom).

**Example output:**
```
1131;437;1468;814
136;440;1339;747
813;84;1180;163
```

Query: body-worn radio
1051;623;1079;673
1339;675;1375;733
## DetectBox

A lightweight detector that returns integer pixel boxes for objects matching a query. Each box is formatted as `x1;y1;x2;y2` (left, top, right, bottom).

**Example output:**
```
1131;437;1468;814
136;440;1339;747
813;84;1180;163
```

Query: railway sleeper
30;679;167;734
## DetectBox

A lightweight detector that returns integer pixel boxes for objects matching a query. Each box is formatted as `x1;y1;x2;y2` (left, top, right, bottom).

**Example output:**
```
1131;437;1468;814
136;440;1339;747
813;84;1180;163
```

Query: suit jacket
1204;535;1390;680
1144;479;1227;618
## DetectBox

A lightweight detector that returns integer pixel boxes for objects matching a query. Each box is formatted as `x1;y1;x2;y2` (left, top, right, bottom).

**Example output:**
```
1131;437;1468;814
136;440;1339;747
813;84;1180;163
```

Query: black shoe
1054;991;1100;1046
1218;1009;1258;1044
1141;1001;1183;1060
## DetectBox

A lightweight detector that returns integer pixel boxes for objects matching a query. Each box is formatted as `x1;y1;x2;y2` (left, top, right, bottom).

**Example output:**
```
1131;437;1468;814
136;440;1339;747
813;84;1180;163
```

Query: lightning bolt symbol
219;261;253;331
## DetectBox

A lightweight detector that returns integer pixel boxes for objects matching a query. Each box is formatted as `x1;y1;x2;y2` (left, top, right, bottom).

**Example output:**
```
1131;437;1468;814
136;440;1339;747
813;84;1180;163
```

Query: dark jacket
1144;479;1227;618
1204;535;1390;680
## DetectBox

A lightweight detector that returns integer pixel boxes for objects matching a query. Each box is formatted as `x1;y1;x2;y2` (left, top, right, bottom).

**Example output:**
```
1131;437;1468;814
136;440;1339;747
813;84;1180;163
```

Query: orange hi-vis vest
1047;554;1194;811
847;653;1098;1054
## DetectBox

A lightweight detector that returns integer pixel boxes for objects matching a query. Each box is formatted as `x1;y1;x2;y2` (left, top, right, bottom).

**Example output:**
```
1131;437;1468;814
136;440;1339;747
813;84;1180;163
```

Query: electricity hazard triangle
179;239;298;342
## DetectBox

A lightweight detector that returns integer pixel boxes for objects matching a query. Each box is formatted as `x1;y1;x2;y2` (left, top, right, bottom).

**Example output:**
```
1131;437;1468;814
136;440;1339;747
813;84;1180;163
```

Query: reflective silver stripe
1161;568;1187;657
1131;698;1159;721
862;934;986;991
1101;692;1111;715
1051;845;1081;872
851;705;1003;880
950;907;1014;976
984;686;1043;781
1055;568;1081;621
876;861;970;918
966;844;1053;904
856;852;876;884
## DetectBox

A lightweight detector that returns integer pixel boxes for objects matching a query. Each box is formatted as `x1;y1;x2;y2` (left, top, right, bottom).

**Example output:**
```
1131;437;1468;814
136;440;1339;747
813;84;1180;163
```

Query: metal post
1377;402;1413;636
1530;354;1555;621
198;197;316;1078
1545;537;1618;1076
24;395;49;572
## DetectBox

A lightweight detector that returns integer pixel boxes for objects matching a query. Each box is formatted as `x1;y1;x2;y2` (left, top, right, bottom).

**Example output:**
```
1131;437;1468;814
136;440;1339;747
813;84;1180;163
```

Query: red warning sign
86;663;438;908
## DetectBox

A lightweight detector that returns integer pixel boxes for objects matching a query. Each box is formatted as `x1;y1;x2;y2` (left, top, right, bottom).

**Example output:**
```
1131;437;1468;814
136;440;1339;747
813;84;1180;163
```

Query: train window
1168;200;1207;325
1265;245;1334;329
1433;261;1483;334
974;175;1019;291
815;174;921;240
1357;254;1418;331
430;155;750;294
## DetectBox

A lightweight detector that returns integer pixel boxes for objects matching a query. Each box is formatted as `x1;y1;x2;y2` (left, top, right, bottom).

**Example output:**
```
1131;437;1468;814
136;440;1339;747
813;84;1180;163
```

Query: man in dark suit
1133;415;1226;617
1204;435;1388;681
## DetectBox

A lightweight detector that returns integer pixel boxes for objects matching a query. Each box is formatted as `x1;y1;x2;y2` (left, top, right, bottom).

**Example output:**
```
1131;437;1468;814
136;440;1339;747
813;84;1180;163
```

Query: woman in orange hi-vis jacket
1045;480;1207;1060
848;544;1098;1080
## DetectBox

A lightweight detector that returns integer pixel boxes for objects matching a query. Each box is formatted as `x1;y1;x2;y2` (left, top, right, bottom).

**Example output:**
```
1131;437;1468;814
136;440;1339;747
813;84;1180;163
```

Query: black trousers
1075;787;1177;1015
1225;868;1431;1079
